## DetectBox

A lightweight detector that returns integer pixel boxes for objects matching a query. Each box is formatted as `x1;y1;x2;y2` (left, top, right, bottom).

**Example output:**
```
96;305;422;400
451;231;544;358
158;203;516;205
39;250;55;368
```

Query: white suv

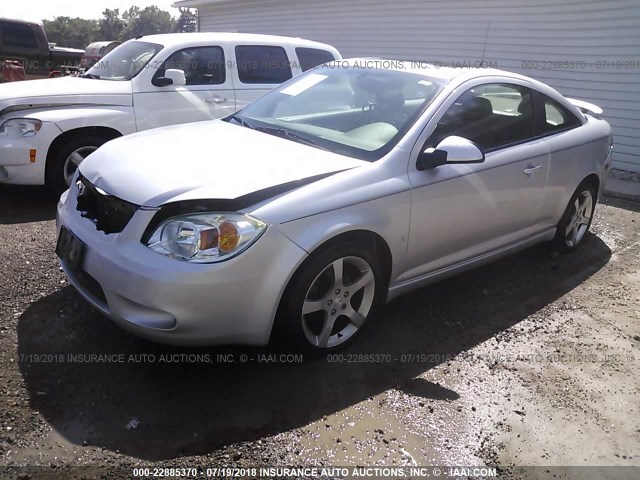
0;32;341;191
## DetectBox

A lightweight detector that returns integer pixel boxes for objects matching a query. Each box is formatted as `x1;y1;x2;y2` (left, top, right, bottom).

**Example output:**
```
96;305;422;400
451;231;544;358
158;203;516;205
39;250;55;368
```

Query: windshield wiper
80;73;101;79
254;126;328;150
227;116;328;151
227;114;254;129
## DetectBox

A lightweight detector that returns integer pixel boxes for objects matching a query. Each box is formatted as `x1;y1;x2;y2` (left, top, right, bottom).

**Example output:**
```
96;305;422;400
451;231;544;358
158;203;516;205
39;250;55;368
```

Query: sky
1;1;183;23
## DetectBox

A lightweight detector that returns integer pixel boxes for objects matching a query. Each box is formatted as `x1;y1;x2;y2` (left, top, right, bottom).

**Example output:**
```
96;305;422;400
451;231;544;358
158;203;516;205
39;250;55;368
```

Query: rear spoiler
567;98;603;117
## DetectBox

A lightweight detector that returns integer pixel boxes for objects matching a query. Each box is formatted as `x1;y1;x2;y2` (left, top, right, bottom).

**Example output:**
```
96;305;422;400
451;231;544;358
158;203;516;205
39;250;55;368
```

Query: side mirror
155;68;186;87
416;136;485;171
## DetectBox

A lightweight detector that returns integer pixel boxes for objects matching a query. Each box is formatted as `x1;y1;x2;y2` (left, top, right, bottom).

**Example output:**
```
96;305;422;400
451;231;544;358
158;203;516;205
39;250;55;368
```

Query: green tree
99;9;125;41
120;6;173;41
43;7;192;49
42;17;99;49
173;8;197;33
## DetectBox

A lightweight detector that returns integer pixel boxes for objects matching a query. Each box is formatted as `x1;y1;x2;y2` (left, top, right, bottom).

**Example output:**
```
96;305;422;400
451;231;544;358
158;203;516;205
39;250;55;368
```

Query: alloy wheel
301;256;376;349
565;190;593;248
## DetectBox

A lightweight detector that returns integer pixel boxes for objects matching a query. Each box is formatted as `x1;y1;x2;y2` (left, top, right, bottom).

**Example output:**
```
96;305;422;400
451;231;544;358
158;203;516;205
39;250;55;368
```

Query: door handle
523;164;542;175
206;96;227;104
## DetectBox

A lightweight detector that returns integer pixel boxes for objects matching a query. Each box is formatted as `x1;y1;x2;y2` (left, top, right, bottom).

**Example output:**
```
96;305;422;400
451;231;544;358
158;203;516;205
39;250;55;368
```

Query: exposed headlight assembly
0;118;42;138
146;213;267;263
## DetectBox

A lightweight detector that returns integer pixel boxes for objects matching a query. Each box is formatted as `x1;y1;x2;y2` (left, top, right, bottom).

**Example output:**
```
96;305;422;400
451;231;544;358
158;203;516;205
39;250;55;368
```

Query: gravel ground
0;185;639;480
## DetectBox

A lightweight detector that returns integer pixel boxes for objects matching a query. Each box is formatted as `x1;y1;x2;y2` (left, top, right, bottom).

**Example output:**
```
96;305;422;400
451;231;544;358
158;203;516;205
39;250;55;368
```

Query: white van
0;32;341;191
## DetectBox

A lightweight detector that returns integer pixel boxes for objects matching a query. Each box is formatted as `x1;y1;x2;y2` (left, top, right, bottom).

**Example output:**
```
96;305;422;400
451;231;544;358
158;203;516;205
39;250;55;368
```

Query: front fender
17;106;137;136
52;107;137;136
275;189;411;286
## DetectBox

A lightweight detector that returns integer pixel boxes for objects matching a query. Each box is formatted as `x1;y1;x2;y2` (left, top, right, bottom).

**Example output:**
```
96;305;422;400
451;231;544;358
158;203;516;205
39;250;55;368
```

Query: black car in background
0;18;83;82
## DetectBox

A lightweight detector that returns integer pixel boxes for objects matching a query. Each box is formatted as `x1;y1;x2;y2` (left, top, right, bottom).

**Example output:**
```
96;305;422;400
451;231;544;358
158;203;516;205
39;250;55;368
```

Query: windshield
229;66;444;160
85;40;162;81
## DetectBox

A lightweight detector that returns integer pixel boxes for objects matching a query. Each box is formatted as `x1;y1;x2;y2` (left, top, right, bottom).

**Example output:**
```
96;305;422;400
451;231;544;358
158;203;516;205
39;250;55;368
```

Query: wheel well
582;173;600;196
308;229;393;288
45;126;122;174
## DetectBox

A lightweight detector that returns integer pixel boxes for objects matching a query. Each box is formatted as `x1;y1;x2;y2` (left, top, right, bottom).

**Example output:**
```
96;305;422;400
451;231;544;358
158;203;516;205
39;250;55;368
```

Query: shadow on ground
601;195;640;213
0;185;57;224
17;233;611;460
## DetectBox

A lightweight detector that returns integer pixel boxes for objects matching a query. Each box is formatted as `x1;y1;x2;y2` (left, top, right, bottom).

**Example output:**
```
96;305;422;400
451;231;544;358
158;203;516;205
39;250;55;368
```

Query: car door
404;82;550;280
133;45;236;131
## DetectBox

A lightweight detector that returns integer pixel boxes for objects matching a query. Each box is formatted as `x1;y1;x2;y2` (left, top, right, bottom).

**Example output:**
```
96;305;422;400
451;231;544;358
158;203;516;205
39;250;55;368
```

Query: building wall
197;0;640;172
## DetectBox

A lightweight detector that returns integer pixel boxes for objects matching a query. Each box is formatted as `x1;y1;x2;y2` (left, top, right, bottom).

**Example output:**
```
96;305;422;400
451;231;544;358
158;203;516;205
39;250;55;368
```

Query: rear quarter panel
541;117;611;223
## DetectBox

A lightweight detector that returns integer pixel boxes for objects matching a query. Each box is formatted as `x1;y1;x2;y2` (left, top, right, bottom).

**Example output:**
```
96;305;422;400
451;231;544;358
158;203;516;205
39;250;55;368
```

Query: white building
174;0;640;173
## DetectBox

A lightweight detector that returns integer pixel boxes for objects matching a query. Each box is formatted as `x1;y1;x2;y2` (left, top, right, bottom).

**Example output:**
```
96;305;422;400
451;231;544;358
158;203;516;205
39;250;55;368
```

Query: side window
0;22;38;49
295;48;335;72
152;46;225;86
428;83;535;151
235;45;293;84
540;95;582;134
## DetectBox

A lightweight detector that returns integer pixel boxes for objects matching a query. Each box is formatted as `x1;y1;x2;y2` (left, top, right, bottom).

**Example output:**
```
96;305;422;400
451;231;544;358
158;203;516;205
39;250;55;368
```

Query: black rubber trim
140;170;347;244
76;175;139;234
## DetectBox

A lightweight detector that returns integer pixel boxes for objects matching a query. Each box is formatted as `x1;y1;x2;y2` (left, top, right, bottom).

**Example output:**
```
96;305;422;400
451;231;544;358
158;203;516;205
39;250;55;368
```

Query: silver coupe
56;60;613;353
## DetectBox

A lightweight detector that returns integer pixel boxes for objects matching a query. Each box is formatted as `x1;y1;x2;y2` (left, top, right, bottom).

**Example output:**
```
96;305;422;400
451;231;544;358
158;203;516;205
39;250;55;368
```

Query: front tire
46;136;107;194
279;242;383;354
552;182;597;253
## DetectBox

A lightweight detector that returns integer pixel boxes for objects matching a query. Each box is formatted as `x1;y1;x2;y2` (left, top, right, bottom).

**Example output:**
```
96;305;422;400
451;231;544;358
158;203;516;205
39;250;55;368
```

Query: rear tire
46;136;107;195
552;182;597;254
277;242;384;355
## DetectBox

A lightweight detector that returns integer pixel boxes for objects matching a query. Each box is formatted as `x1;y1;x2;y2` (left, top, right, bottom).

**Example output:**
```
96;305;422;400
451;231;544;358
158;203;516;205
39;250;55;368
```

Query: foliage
173;8;198;34
43;7;198;49
121;6;173;39
42;17;100;49
99;9;125;42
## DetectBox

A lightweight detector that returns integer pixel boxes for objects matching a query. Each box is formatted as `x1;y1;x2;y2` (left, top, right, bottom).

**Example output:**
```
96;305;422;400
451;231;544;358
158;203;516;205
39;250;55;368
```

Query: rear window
235;45;292;84
0;22;38;49
296;47;336;71
541;95;582;133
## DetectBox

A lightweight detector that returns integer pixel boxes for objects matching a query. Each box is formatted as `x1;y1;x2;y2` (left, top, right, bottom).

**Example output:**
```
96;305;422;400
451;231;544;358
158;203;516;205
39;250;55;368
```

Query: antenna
480;20;491;68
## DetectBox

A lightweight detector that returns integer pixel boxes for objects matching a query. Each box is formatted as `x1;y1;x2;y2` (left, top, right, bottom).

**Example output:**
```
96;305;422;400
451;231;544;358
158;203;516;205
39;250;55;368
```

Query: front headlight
0;118;42;138
146;213;267;263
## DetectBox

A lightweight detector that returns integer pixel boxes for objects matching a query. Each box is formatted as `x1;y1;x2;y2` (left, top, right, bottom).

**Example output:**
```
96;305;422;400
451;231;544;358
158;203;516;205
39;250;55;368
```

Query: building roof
172;0;233;7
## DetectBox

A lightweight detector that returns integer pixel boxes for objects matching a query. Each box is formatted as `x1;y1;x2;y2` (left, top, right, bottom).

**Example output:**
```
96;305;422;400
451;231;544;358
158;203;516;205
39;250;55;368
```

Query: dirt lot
0;185;639;479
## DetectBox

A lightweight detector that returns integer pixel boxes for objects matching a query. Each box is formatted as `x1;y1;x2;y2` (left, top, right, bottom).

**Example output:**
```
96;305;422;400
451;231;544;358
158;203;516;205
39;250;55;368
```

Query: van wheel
552;183;596;253
46;136;107;194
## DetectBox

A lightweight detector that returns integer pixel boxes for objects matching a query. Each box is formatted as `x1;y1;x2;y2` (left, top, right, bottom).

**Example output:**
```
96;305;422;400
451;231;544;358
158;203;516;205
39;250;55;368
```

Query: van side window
152;46;225;86
296;48;335;71
235;45;292;84
0;22;38;49
540;95;582;134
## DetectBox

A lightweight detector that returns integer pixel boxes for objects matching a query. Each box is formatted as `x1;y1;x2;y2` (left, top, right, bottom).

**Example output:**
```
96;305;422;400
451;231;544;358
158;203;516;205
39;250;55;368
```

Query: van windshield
84;40;162;81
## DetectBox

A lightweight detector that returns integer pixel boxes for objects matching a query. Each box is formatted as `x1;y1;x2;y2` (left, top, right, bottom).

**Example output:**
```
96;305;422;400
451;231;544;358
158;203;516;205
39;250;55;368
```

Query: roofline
172;0;227;7
125;32;340;52
0;17;42;27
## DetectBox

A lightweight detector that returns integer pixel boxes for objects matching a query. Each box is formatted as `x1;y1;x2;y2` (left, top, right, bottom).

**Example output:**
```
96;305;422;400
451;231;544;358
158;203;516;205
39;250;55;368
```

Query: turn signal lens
218;222;239;253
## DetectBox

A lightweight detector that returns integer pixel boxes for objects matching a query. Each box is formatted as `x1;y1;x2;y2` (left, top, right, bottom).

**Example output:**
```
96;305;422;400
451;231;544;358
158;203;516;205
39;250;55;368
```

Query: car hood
79;120;368;208
0;76;132;115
